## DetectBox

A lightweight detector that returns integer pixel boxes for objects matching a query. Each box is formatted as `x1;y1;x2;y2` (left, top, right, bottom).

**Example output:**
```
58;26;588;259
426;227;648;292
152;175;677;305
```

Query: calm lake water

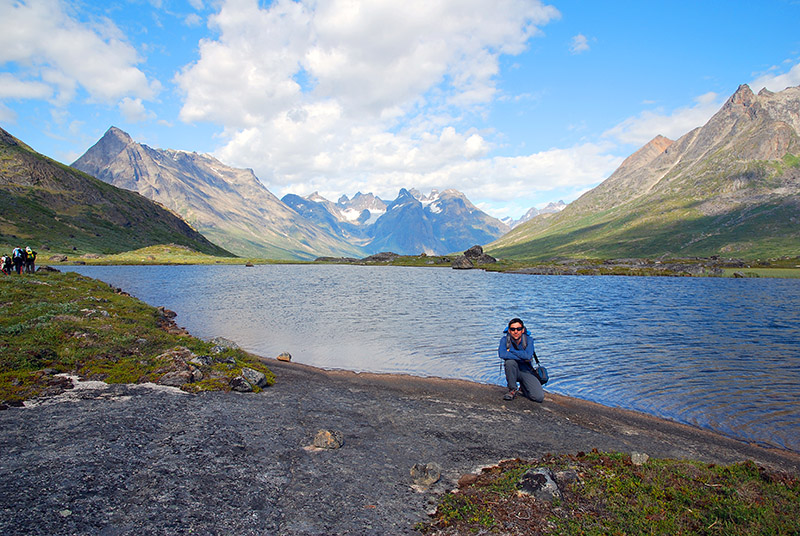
64;264;800;453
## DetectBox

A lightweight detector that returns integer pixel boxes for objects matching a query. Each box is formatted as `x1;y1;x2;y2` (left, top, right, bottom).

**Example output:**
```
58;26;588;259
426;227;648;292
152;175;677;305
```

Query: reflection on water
64;264;800;453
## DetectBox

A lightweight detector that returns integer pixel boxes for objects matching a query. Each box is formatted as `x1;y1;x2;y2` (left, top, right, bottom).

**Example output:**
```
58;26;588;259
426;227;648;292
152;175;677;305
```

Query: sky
2;1;800;220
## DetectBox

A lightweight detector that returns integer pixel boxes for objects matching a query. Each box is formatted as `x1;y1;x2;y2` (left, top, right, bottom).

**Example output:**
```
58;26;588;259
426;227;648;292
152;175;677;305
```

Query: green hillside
488;85;800;261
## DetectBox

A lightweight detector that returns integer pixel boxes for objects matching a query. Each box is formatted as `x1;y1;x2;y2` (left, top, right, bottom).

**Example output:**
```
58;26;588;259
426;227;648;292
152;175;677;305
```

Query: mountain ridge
284;187;509;255
488;83;800;260
0;126;231;256
73;128;366;260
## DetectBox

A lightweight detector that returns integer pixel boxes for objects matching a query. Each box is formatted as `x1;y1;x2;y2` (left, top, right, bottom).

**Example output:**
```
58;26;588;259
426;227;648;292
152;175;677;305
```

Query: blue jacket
498;327;535;362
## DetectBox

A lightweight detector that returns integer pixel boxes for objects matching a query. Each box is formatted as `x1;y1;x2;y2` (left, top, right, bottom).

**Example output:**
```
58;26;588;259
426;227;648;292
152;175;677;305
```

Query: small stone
410;462;441;487
313;429;344;449
457;473;478;487
59;509;72;517
276;352;292;362
631;452;649;466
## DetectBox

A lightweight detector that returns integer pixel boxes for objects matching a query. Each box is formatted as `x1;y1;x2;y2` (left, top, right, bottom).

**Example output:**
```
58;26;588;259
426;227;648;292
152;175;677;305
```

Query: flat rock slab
2;359;798;535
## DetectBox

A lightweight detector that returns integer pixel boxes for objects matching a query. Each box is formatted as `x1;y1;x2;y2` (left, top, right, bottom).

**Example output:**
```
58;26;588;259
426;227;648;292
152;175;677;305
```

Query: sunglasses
508;326;524;332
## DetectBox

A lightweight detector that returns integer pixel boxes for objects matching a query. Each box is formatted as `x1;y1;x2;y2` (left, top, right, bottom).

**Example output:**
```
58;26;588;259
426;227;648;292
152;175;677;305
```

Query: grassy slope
0;270;273;404
489;155;800;262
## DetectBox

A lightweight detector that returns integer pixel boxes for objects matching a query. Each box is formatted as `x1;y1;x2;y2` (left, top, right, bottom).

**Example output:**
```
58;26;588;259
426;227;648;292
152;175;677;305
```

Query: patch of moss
419;451;800;535
0;271;274;403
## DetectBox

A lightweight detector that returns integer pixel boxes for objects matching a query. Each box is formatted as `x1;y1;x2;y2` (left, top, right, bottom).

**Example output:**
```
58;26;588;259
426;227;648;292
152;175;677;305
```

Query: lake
63;264;800;453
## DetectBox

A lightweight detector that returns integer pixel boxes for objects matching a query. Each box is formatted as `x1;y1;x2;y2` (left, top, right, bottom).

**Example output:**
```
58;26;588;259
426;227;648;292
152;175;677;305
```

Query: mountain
281;191;388;245
488;84;800;260
285;188;509;255
72;128;366;260
0;126;230;256
368;188;509;255
502;201;566;229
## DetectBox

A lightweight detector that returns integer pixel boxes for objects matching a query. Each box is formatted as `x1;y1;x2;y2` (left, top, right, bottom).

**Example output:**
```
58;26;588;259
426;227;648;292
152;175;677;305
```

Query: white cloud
602;92;723;146
119;97;154;123
184;13;203;27
0;73;52;99
570;33;590;54
176;0;563;202
0;0;159;105
750;60;800;93
0;102;15;123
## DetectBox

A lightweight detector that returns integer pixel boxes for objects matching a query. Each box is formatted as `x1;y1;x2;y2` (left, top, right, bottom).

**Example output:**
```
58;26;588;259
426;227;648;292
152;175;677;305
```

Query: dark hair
508;318;524;328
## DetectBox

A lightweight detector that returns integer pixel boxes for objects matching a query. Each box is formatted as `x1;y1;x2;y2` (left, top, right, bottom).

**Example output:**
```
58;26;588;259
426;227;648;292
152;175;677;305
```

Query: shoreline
2;352;798;535
261;357;800;474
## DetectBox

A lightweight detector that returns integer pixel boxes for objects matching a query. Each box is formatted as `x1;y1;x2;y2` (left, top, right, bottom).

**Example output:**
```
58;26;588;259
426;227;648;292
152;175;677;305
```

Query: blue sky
2;0;800;220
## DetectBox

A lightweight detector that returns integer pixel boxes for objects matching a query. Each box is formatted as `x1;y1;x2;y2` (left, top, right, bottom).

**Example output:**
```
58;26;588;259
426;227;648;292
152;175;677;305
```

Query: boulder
189;355;214;366
463;245;496;264
241;367;268;388
451;255;474;270
158;370;194;387
36;266;60;273
229;376;253;392
49;254;68;262
276;352;292;362
518;468;561;501
157;306;177;319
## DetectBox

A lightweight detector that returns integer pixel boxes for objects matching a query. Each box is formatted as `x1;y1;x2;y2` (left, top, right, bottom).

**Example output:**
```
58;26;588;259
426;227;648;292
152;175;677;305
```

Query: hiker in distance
498;318;544;403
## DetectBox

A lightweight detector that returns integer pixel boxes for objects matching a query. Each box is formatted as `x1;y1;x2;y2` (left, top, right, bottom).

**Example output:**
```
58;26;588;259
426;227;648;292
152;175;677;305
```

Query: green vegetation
0;270;274;405
418;451;800;535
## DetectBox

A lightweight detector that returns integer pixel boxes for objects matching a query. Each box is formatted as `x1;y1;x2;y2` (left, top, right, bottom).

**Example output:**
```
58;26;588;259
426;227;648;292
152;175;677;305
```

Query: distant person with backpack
0;254;11;275
498;317;545;403
11;247;25;274
24;247;36;273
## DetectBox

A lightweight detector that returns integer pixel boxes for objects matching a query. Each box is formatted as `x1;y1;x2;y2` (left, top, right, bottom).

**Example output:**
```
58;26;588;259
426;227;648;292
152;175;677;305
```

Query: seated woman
498;317;544;402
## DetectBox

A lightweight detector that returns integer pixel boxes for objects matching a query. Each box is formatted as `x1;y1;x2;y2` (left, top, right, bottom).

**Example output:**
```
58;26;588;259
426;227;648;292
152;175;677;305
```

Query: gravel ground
2;358;798;535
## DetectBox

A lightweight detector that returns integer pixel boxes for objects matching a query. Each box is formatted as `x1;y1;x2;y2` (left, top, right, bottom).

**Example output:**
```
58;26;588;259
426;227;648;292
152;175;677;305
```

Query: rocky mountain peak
728;83;756;108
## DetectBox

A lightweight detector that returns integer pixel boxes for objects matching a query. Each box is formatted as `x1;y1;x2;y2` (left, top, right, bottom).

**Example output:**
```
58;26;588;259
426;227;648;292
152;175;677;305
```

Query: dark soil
1;358;797;535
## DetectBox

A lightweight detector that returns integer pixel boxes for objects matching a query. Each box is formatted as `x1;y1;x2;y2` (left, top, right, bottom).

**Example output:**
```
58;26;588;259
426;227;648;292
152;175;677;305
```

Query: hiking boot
503;389;517;401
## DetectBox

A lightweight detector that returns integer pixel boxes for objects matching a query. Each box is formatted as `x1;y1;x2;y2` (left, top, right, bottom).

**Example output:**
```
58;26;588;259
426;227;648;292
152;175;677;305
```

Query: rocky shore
2;358;798;535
